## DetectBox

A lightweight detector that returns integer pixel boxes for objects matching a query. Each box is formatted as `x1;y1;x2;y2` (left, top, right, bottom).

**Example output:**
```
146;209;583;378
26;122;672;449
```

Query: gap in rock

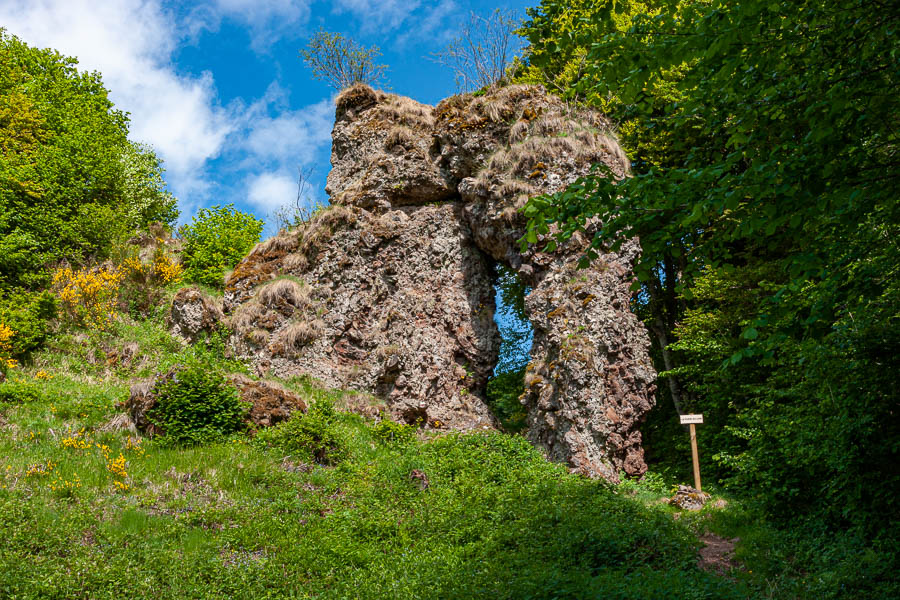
485;262;534;433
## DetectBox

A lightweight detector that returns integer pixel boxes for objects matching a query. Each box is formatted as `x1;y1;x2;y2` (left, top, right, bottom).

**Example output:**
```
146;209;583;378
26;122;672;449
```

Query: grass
0;387;746;599
1;316;883;599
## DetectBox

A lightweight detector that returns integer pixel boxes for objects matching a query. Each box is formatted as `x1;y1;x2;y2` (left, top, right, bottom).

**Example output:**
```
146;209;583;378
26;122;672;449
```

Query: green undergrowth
0;334;748;599
3;319;888;599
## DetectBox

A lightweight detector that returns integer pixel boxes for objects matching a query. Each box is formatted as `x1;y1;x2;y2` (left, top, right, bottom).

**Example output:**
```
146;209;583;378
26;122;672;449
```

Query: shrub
300;30;387;90
0;323;17;373
371;418;417;446
255;398;348;465
148;365;248;446
0;380;43;404
0;289;57;361
52;266;122;331
118;238;183;316
179;204;263;288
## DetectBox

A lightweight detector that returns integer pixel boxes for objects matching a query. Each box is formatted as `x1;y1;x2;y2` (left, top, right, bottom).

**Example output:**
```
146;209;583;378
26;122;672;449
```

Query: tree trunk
651;318;684;416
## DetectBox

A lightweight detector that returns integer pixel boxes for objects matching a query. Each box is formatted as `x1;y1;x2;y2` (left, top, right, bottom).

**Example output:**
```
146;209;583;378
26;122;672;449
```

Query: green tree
179;204;263;288
299;30;387;90
518;1;704;418
522;0;899;528
0;30;178;289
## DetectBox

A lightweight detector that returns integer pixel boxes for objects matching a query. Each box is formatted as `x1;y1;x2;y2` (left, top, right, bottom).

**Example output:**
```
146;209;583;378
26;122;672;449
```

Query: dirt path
697;533;741;576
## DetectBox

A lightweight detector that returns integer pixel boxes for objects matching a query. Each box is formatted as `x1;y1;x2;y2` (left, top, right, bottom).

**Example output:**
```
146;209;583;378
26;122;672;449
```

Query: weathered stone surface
225;84;657;479
668;485;712;511
168;286;223;342
226;204;499;432
123;371;307;434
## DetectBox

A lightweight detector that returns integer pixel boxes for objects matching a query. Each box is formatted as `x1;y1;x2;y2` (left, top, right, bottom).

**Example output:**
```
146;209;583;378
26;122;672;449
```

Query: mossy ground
0;316;857;599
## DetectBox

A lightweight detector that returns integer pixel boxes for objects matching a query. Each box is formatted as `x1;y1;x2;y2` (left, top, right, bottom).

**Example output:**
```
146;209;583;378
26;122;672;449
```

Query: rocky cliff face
224;84;656;479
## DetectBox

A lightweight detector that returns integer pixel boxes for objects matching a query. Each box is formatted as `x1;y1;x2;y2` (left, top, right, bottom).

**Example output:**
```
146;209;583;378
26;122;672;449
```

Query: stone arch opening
485;262;533;432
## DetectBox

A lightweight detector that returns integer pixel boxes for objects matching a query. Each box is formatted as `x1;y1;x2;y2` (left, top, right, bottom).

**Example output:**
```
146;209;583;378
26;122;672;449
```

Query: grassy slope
0;316;775;599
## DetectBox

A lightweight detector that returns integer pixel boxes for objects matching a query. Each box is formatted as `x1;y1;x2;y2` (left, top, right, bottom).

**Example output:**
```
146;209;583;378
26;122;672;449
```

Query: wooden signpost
680;414;704;491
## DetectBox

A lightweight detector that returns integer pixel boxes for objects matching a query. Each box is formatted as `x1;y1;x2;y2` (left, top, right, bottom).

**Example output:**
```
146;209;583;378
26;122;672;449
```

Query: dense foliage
148;365;248;446
254;398;348;465
520;0;899;535
179;204;263;288
0;289;56;362
0;31;177;290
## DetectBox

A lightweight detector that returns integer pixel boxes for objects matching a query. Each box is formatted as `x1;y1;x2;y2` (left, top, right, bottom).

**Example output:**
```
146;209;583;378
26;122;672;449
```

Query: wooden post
680;413;704;491
689;423;701;491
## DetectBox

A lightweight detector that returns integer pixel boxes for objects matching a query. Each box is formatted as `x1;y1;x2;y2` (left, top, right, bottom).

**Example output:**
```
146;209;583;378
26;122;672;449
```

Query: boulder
168;286;224;342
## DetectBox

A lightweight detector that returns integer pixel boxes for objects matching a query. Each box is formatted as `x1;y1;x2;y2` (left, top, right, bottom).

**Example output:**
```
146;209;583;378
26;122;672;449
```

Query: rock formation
224;84;657;480
168;286;224;342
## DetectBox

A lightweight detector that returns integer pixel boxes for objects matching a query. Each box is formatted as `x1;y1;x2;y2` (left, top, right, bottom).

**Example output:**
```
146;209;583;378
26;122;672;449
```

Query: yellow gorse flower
120;250;182;285
52;266;123;331
106;452;128;478
25;460;55;477
0;323;17;370
61;428;92;450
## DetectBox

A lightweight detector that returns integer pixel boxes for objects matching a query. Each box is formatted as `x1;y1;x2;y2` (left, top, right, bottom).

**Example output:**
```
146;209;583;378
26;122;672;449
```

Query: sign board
680;414;704;425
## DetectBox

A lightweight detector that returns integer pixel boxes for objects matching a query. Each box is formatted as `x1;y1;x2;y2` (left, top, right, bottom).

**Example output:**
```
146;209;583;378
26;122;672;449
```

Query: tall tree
522;0;899;525
0;30;178;288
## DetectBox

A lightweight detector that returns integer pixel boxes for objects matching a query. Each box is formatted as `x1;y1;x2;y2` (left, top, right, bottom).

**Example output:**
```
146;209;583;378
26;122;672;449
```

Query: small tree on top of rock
299;30;387;90
431;9;521;92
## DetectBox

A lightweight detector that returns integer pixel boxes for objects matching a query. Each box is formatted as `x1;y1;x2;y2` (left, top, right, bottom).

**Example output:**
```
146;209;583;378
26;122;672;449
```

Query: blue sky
1;0;535;234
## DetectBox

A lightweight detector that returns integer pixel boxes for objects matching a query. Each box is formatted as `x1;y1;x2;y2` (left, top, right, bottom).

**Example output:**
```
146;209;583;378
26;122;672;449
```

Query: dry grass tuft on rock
275;320;326;355
384;126;417;151
336;83;381;115
377;95;434;129
252;230;300;257
258;278;311;311
230;301;266;334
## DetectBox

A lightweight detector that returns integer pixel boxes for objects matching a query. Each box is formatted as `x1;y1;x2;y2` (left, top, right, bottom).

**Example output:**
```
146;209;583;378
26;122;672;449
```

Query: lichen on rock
225;83;657;479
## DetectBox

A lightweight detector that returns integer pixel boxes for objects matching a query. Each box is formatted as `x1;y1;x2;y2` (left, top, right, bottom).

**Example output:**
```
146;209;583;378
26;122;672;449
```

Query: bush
0;323;14;372
148;365;247;446
179;204;263;288
371;417;417;446
52;266;122;331
0;289;56;363
255;398;348;465
117;231;183;316
0;380;43;404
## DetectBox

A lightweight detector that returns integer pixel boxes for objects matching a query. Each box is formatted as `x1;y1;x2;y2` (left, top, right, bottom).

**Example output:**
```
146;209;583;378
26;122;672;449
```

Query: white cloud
215;0;310;25
247;171;298;213
0;0;234;200
237;91;334;228
243;98;334;168
394;0;459;48
184;0;312;50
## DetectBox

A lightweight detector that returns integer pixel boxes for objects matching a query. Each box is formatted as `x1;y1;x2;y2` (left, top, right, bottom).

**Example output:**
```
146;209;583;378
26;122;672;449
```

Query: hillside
1;314;749;599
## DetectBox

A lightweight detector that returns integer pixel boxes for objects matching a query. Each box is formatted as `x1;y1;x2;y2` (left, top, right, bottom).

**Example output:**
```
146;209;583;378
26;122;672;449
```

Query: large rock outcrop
225;84;657;479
